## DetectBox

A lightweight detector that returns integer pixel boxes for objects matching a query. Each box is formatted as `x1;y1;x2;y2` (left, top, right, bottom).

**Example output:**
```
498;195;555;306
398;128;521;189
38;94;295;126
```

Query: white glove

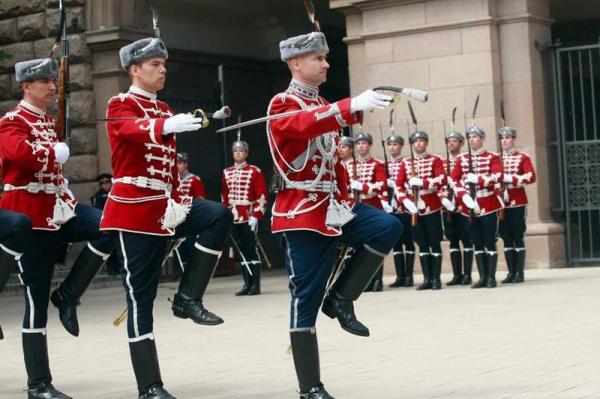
462;194;476;209
248;216;259;233
163;113;205;134
53;142;70;164
408;177;423;188
381;201;393;213
350;180;363;192
465;173;478;185
441;197;455;212
350;89;392;113
387;178;396;189
402;198;418;215
503;174;514;184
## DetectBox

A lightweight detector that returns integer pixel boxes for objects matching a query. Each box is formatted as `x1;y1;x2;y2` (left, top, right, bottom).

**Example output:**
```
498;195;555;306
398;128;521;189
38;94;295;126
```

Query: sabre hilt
192;106;232;129
373;86;429;103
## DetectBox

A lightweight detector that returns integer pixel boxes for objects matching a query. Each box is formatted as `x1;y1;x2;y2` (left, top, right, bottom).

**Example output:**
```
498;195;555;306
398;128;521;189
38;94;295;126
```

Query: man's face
469;134;484;150
177;161;188;174
355;140;371;157
130;57;166;92
233;149;248;163
413;138;428;154
22;79;56;109
501;135;516;150
338;144;352;160
447;138;463;153
99;177;112;193
289;52;329;86
388;142;403;157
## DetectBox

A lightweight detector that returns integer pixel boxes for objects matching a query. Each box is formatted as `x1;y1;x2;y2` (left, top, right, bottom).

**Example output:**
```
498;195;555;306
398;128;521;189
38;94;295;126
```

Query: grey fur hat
279;32;329;62
119;38;169;70
15;58;58;83
409;131;429;143
498;126;517;138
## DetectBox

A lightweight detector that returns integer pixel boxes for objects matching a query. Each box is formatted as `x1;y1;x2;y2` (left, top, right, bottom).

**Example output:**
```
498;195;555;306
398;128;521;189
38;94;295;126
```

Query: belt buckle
149;179;162;190
28;183;41;194
137;176;149;188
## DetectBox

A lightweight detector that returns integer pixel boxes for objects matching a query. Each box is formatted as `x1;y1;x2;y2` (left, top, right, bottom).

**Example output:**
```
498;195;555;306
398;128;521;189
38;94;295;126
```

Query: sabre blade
216;107;317;133
500;98;506;127
472;94;480;122
389;109;395;133
451;107;457;130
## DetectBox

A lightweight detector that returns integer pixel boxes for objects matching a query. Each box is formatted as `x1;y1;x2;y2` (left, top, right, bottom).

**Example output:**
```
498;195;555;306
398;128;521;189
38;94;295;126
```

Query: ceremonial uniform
101;38;233;398
395;142;446;290
0;64;113;397
440;148;474;286
268;37;400;396
452;129;503;288
387;150;416;288
222;160;267;295
179;170;206;199
498;127;536;283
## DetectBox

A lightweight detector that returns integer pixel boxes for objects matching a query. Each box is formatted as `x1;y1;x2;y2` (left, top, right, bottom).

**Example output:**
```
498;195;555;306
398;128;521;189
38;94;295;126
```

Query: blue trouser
470;212;499;253
391;212;415;255
499;206;526;249
231;222;260;270
0;209;32;293
18;203;113;330
113;199;232;339
278;203;402;329
412;211;443;254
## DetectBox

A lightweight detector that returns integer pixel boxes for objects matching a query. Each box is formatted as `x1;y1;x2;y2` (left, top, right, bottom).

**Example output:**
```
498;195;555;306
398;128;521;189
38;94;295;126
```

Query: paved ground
1;267;600;399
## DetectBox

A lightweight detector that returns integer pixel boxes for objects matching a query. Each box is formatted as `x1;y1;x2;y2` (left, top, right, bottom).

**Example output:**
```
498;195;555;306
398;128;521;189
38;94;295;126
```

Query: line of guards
0;29;535;399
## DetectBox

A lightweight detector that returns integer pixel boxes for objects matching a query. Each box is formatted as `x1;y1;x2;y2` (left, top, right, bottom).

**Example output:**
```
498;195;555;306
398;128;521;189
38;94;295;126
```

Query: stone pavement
1;267;600;399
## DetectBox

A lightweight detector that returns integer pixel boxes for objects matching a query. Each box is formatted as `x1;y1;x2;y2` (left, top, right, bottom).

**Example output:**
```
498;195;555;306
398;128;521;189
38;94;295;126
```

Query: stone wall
0;0;98;203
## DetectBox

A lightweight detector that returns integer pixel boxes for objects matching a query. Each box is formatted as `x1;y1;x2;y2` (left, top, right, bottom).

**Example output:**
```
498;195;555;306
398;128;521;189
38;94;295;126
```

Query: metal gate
551;43;600;265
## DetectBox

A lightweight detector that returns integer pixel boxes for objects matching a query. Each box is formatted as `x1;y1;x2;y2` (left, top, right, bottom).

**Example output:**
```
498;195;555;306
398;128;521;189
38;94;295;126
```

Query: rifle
443;119;453;223
50;0;69;142
379;118;393;205
497;99;507;221
407;101;419;227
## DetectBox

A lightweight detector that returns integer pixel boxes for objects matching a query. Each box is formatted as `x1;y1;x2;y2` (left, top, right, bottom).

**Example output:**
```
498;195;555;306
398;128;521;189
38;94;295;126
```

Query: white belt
418;188;435;195
113;176;172;193
3;182;60;194
285;180;336;193
476;189;494;198
359;193;377;200
230;200;252;206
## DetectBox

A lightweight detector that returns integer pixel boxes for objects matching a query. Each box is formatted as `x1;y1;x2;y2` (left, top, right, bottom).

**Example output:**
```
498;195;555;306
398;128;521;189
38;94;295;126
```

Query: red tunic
438;155;459;204
387;155;411;213
501;149;536;208
267;79;360;236
0;101;76;230
451;149;503;217
394;153;445;215
179;172;206;199
100;86;186;236
221;162;268;223
345;156;387;209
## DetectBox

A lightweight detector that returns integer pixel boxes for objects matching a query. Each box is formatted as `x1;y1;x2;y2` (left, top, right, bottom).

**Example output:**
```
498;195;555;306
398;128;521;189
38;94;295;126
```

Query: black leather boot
235;264;251;296
50;245;108;336
430;255;442;290
486;252;498;288
461;250;473;285
322;245;384;337
403;251;415;287
370;265;383;292
290;329;329;397
247;263;261;296
129;338;176;399
23;333;72;399
388;252;405;288
300;385;335;399
416;254;432;290
501;248;515;284
513;249;526;283
446;250;462;286
172;248;223;325
471;252;487;289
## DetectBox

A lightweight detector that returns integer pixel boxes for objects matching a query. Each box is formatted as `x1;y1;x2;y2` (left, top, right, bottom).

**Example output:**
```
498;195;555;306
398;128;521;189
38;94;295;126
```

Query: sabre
407;101;419;227
229;233;253;276
254;232;272;269
497;99;507;221
97;106;232;128
372;86;429;103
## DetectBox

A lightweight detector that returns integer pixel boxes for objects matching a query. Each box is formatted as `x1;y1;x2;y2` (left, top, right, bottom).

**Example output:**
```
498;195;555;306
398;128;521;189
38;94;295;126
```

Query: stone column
0;0;98;202
331;0;565;268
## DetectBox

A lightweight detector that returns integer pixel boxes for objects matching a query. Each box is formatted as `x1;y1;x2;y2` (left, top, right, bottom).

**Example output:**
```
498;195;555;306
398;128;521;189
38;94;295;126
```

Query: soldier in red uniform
386;133;417;288
439;130;475;286
221;136;267;296
177;153;206;199
395;131;446;290
270;31;401;398
101;38;232;398
452;126;503;289
498;127;536;283
0;58;114;398
346;132;389;291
